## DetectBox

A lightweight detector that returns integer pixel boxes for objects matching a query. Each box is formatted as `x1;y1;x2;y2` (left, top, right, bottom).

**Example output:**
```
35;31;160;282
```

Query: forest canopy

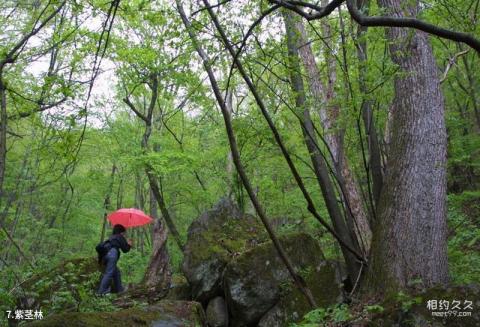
0;0;479;326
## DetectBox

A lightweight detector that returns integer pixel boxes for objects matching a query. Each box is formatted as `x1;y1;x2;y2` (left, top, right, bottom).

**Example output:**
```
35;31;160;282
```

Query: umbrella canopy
107;208;153;228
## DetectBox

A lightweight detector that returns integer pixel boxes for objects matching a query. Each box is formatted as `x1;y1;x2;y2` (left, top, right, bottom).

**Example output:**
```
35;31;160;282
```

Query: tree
365;0;449;293
191;0;479;294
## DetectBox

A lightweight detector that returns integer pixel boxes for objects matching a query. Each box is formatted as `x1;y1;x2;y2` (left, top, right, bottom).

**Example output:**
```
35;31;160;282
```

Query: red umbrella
107;208;153;228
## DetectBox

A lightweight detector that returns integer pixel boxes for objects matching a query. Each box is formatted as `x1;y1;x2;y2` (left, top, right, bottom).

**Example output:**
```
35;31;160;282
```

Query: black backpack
95;240;112;263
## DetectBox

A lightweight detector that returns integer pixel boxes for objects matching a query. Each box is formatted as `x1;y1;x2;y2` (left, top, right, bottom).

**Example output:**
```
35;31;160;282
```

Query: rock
182;198;266;302
206;296;228;327
257;260;341;326
166;274;191;301
27;300;206;327
257;305;284;327
224;232;342;326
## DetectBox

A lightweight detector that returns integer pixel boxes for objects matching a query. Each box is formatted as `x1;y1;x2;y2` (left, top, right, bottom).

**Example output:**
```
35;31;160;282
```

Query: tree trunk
0;78;7;197
353;0;384;218
366;0;449;293
355;0;384;207
146;170;184;251
101;164;116;242
293;14;372;253
142;218;171;292
124;75;184;252
225;89;235;198
284;10;362;282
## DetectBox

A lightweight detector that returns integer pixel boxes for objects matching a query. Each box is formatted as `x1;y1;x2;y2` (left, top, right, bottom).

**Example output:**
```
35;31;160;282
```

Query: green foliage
364;304;385;314
0;1;479;325
447;192;480;284
394;291;422;313
293;304;352;326
117;249;150;285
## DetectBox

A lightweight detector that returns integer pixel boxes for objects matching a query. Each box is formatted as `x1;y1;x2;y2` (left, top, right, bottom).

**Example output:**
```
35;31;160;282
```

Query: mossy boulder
165;274;192;301
206;296;228;327
223;232;342;326
15;257;100;312
182;198;267;302
27;300;206;327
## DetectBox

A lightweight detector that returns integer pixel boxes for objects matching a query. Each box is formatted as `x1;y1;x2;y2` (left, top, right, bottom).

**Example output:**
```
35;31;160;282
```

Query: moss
225;233;340;325
182;203;269;301
259;261;341;326
27;300;206;327
186;214;267;265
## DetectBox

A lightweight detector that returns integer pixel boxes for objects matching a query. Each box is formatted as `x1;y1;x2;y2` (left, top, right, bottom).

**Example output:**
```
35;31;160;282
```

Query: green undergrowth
447;191;480;284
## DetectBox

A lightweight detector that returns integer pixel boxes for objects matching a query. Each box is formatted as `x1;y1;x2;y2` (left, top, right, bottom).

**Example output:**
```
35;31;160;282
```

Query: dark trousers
97;248;124;294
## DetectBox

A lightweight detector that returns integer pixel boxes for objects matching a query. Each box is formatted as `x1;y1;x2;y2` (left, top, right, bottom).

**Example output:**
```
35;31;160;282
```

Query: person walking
97;224;132;295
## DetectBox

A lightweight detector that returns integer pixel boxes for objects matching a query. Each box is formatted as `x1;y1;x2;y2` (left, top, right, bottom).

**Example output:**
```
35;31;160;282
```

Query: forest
0;0;479;326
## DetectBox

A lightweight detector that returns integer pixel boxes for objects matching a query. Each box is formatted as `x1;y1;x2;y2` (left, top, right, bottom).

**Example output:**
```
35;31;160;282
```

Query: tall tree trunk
366;0;449;293
0;77;7;197
292;14;372;253
356;0;384;208
149;187;158;248
134;172;145;210
225;89;235;198
284;10;362;281
357;0;383;213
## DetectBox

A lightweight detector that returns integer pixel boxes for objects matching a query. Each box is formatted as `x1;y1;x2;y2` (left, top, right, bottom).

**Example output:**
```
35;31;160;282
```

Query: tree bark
356;0;384;208
225;89;235;198
292;14;372;254
142;218;171;291
146;169;184;252
284;9;362;282
366;0;449;293
0;78;7;197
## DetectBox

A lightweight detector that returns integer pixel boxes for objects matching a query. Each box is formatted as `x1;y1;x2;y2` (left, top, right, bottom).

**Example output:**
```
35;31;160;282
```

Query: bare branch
440;49;470;83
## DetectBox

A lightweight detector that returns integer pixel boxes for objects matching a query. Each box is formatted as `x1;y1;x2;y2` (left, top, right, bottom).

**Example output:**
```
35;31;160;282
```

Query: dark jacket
107;234;131;259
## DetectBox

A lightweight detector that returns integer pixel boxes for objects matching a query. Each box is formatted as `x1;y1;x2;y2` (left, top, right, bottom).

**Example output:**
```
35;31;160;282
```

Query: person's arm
118;235;131;253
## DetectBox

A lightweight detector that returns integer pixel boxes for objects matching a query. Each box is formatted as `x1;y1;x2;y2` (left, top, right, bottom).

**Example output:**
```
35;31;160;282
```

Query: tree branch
345;0;480;53
123;96;148;122
1;0;67;66
268;0;344;20
269;0;480;53
440;49;470;83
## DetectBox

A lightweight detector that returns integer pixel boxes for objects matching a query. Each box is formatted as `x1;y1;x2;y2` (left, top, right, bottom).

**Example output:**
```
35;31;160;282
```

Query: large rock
182;198;266;302
27;300;206;327
165;274;191;301
206;296;228;327
224;232;342;326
